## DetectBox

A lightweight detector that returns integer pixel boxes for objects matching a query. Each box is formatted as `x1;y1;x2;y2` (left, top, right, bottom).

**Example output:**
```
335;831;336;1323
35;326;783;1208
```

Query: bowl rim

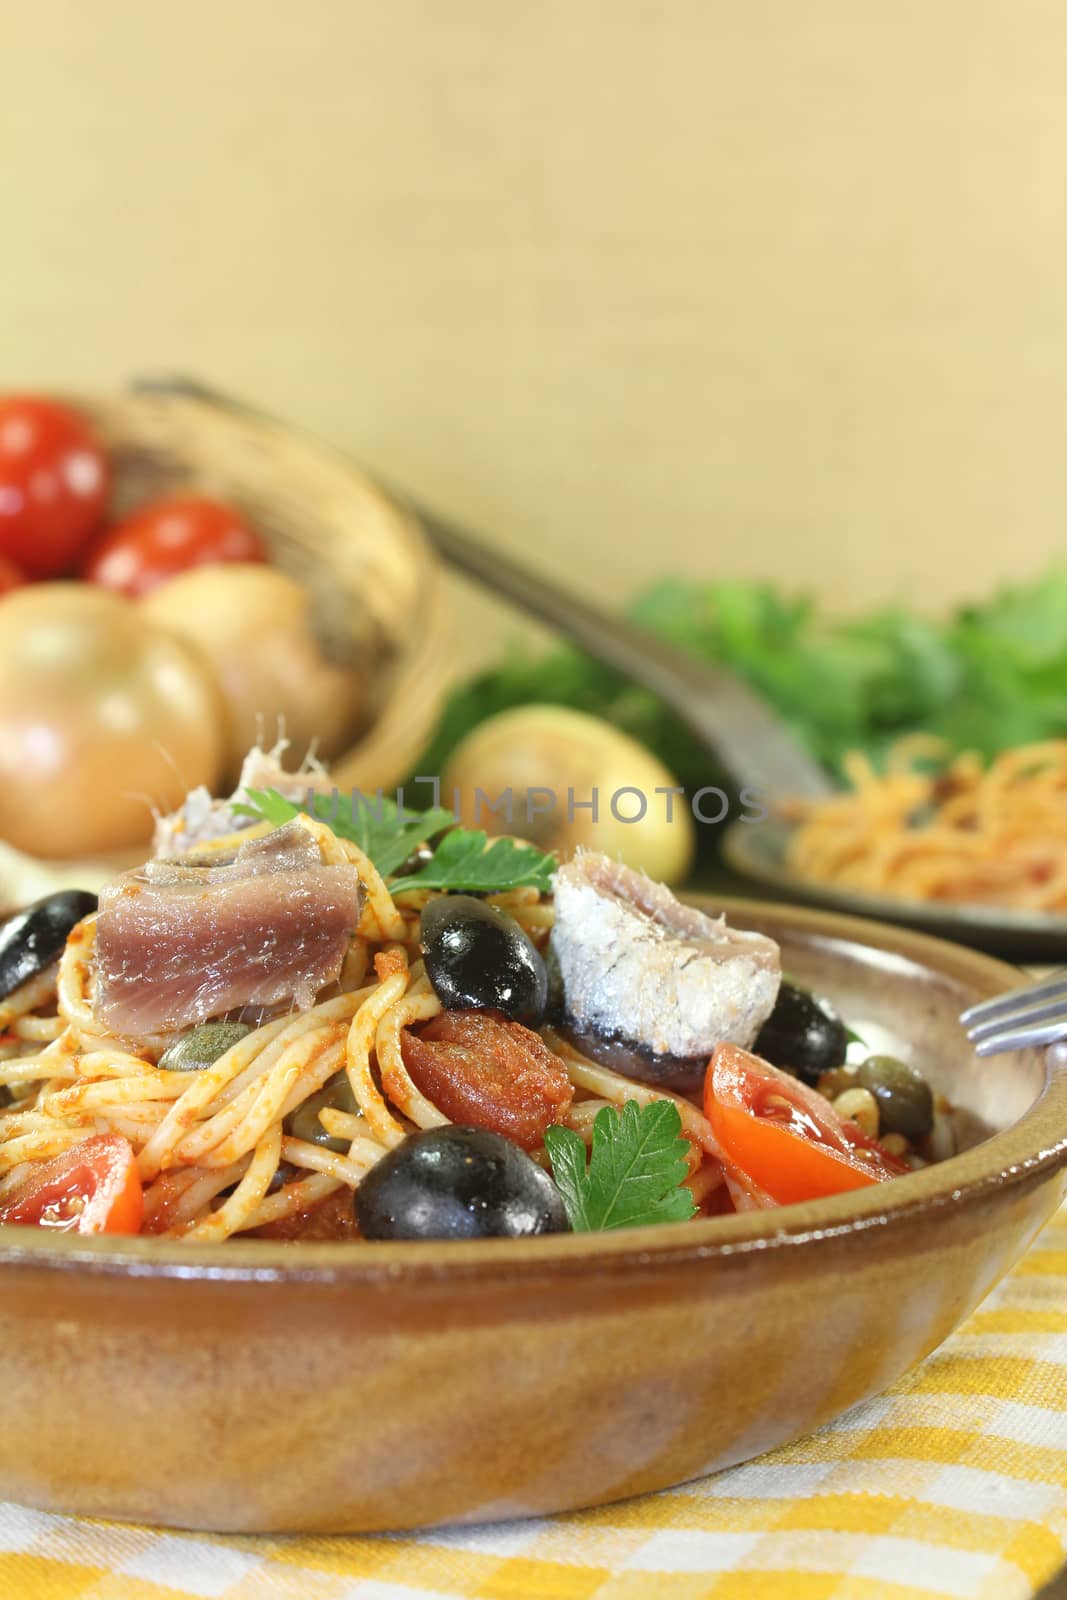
2;897;1064;1286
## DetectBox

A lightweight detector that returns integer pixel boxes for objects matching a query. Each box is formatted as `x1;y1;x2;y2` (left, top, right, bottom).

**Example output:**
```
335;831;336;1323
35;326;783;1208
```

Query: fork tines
961;969;1067;1056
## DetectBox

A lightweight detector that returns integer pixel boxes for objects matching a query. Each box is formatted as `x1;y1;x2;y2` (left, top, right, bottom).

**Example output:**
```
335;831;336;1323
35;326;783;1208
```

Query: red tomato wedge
705;1044;905;1207
0;1134;143;1234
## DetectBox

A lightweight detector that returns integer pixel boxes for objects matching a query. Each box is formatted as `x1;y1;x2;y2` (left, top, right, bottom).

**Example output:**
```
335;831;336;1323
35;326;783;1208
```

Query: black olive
753;980;848;1085
857;1055;934;1139
420;895;548;1025
355;1125;570;1241
158;1021;252;1072
0;890;98;1002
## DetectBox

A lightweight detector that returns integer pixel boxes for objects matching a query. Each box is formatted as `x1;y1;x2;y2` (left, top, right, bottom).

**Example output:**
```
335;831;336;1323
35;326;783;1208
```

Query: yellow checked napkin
3;1203;1066;1600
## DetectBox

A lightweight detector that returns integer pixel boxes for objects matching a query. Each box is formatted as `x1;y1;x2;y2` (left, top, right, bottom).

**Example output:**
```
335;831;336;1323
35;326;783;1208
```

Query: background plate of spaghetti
724;737;1067;960
0;782;1063;1531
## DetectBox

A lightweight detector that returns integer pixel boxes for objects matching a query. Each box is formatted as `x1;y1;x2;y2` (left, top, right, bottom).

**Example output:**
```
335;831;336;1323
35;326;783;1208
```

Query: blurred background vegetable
442;705;695;884
82;496;266;597
0;556;25;596
0;397;109;577
416;570;1067;795
142;564;367;786
0;585;223;858
0;394;394;877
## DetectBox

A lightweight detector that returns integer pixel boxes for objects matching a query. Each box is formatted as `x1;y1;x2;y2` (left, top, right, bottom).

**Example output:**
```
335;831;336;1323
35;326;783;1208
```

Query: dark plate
722;818;1067;963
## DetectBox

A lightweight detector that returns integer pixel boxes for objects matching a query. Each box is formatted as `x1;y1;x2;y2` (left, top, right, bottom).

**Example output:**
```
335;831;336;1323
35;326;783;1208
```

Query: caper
158;1021;252;1073
286;1072;359;1152
856;1055;934;1140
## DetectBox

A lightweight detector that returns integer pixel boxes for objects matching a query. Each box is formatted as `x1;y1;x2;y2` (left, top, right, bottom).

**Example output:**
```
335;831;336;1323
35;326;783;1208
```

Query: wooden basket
71;387;451;795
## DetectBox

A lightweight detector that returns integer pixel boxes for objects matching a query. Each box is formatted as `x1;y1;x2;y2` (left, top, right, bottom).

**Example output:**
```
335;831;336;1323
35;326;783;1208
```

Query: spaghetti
0;808;952;1240
0;817;724;1241
786;737;1067;910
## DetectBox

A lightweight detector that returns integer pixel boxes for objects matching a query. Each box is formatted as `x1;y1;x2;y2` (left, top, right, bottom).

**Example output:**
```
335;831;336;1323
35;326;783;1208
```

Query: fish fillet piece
152;740;332;857
95;823;363;1037
550;851;780;1087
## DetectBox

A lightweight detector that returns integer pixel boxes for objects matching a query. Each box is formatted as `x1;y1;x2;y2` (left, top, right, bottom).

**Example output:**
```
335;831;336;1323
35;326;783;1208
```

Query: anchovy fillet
551;852;780;1072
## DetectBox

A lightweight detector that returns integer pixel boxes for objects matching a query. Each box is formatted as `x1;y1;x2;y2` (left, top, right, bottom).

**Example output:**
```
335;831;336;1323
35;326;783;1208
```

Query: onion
0;584;224;859
142;565;365;785
441;705;695;884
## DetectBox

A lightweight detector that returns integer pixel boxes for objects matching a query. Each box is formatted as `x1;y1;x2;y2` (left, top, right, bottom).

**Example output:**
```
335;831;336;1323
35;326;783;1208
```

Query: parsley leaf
397;828;555;894
233;787;302;830
235;788;555;895
543;1100;697;1232
235;787;455;879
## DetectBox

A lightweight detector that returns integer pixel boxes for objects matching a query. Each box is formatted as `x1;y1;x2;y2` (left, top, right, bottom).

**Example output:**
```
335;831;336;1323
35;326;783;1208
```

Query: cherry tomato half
0;554;26;595
0;397;110;576
82;495;266;597
400;1008;573;1150
0;1134;143;1234
705;1043;905;1207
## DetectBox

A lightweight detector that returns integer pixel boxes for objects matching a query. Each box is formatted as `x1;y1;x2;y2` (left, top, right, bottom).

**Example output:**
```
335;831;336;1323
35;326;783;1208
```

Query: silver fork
961;970;1067;1056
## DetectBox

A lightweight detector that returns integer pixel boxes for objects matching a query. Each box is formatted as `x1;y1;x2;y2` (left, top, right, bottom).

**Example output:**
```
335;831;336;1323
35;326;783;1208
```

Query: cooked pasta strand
243;1172;343;1230
181;1125;283;1241
543;1028;724;1160
343;964;412;1148
788;737;1067;909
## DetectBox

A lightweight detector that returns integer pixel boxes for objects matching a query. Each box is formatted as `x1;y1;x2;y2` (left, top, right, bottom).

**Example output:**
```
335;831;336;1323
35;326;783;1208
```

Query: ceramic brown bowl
1;900;1065;1535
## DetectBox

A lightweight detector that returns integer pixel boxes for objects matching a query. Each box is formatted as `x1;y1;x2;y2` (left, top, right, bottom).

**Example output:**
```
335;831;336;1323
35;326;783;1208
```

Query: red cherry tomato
0;1134;143;1234
0;397;110;576
0;554;26;595
705;1043;905;1207
82;495;266;597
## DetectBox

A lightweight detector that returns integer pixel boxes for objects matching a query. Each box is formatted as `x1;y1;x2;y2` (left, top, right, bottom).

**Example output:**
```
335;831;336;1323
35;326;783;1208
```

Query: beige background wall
5;1;1066;672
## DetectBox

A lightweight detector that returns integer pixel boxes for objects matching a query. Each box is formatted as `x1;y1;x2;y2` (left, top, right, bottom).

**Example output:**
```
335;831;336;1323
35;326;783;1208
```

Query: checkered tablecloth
3;1202;1066;1600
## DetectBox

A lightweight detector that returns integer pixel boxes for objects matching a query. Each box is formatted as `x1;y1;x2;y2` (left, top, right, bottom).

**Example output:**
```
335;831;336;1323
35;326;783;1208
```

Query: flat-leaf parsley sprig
236;787;556;896
544;1100;697;1232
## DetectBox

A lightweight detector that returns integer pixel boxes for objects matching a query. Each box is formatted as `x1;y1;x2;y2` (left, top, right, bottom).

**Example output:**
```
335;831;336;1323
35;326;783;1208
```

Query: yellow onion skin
0;584;224;859
142;565;364;784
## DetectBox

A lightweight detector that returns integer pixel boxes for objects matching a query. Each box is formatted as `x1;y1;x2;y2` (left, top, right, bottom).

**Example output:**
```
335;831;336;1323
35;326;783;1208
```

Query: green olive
158;1021;252;1073
857;1055;934;1140
286;1072;359;1152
